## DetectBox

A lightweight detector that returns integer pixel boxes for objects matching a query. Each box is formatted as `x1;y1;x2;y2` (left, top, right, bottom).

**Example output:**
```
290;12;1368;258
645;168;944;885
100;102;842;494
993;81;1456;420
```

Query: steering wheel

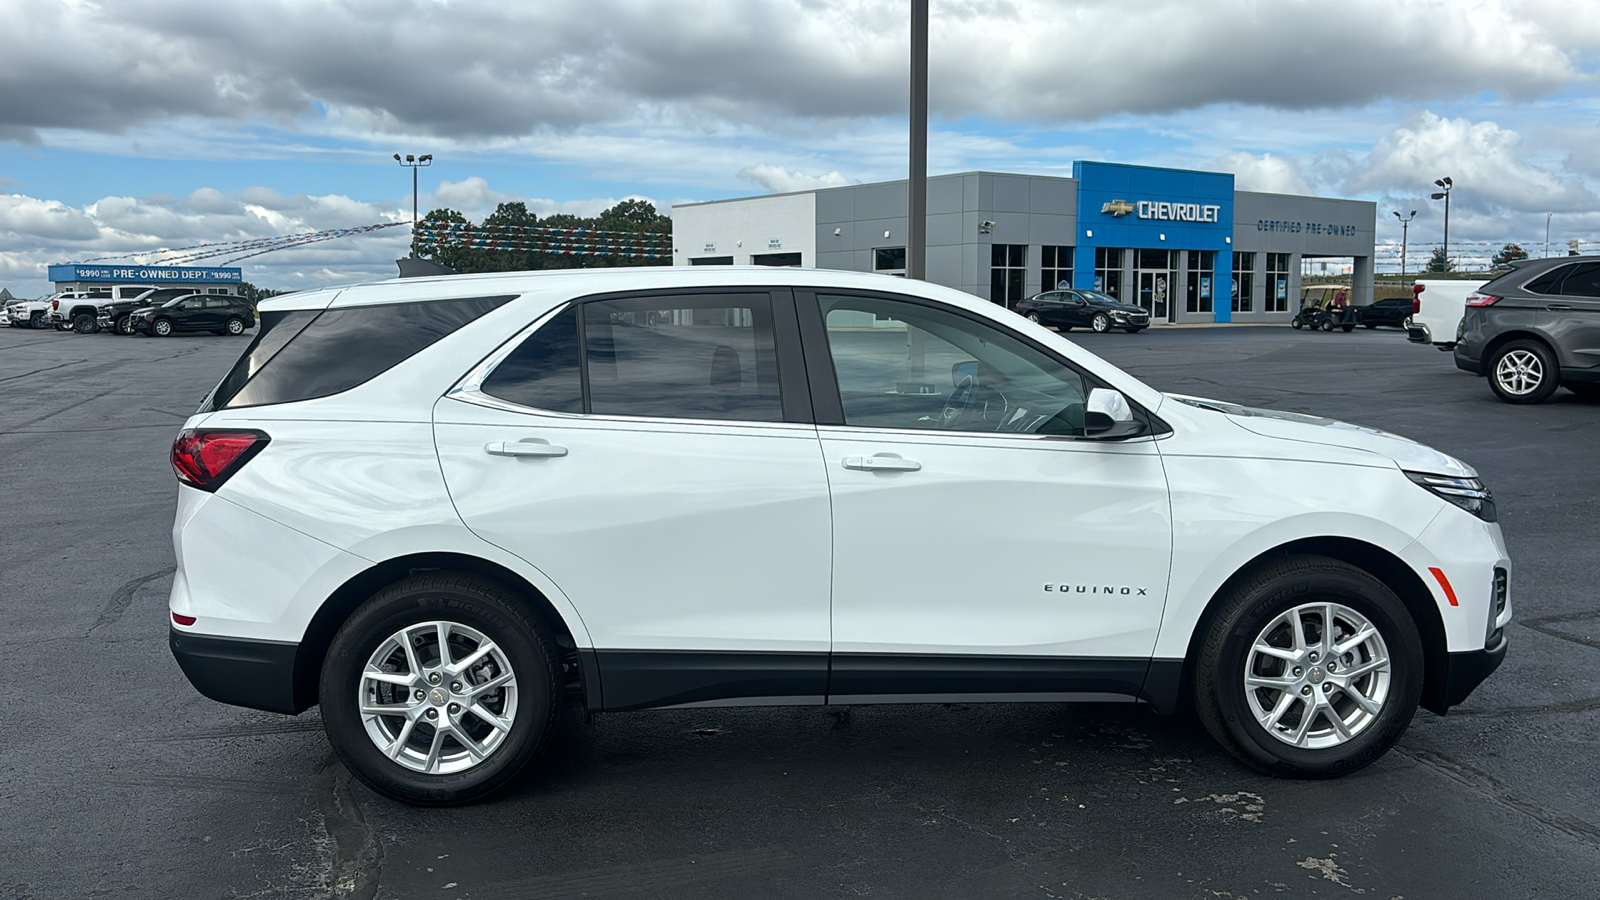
938;374;978;429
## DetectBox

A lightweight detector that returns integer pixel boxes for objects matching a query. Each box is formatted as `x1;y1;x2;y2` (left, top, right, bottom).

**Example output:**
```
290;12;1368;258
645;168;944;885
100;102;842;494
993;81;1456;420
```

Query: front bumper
1425;634;1508;713
170;627;310;714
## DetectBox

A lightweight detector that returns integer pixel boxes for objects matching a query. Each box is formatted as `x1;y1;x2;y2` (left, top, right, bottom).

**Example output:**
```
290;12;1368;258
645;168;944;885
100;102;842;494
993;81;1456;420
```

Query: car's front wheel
1488;339;1560;403
151;318;173;337
320;573;560;806
116;314;134;335
1091;313;1110;332
1195;557;1423;778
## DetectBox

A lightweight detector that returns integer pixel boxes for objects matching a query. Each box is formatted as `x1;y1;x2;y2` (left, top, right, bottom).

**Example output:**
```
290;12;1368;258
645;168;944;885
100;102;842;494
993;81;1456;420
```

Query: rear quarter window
206;294;515;411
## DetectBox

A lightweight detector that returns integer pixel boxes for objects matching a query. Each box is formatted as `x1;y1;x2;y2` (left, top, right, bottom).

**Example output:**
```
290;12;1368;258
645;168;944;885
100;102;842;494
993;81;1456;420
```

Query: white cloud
736;165;854;194
1212;152;1313;196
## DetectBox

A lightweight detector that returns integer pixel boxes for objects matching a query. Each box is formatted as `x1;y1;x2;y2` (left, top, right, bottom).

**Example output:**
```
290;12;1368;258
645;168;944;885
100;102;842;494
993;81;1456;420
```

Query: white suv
167;267;1511;805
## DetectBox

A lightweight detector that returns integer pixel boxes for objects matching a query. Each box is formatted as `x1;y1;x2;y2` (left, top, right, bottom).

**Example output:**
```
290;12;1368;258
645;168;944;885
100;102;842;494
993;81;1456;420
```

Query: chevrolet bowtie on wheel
167;267;1511;804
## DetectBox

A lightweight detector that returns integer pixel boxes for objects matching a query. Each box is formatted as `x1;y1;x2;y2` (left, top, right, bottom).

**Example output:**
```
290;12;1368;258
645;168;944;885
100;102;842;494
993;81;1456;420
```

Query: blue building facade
48;264;243;293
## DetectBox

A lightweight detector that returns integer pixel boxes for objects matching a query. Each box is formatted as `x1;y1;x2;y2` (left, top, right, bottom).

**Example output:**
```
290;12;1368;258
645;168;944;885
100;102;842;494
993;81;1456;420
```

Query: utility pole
1393;210;1417;276
1546;213;1553;258
907;0;928;281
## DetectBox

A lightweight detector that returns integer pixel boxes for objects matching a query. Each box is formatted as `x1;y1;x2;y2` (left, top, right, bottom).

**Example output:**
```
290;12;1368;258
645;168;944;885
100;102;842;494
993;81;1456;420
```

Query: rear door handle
842;455;921;472
1546;304;1573;311
485;438;568;458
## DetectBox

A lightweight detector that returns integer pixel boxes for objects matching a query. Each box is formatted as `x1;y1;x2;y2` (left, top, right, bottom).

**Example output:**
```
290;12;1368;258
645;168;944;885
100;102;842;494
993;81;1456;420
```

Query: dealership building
672;161;1377;323
48;264;243;296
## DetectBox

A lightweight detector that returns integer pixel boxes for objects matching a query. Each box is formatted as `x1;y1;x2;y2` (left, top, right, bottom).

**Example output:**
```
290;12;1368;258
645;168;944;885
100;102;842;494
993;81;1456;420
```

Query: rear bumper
170;628;310;714
1453;345;1483;374
1424;636;1508;714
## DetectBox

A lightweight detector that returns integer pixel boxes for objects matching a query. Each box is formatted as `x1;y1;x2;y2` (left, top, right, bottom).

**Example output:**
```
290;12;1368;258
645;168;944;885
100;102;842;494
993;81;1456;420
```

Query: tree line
409;199;672;274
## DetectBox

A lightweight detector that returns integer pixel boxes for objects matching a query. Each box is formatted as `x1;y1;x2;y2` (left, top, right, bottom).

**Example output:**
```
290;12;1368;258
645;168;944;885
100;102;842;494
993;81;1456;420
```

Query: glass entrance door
1137;270;1172;321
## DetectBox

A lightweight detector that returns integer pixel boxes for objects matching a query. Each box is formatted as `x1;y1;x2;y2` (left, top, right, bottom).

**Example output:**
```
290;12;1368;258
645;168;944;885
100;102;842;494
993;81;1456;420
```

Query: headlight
1110;310;1128;318
1405;471;1496;522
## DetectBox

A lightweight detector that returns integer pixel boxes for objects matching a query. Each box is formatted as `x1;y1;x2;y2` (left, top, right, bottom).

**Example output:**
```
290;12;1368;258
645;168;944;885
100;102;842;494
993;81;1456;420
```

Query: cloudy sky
3;0;1599;295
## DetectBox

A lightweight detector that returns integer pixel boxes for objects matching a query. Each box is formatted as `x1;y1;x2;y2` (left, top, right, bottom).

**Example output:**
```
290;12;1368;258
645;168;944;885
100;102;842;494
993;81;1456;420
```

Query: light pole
1429;176;1452;272
1393;209;1417;277
394;153;433;228
908;0;928;281
1546;213;1553;258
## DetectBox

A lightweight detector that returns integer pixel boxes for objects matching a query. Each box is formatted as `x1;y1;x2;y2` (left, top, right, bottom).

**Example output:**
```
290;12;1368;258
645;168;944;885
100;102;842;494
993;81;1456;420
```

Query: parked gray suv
1454;256;1600;403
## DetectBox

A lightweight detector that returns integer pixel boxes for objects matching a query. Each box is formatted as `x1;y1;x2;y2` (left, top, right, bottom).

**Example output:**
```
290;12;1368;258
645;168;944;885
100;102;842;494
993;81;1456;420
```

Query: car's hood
1164;394;1476;477
1094;303;1149;314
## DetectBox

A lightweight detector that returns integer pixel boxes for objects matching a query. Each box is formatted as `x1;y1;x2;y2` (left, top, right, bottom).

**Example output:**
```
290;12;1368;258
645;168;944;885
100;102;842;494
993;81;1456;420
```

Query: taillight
170;429;269;492
1411;283;1424;314
52;300;59;310
1465;293;1501;307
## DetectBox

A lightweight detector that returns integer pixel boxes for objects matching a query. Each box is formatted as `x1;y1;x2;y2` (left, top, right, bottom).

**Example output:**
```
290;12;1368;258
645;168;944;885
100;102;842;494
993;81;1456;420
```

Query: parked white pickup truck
1406;279;1489;350
47;285;164;333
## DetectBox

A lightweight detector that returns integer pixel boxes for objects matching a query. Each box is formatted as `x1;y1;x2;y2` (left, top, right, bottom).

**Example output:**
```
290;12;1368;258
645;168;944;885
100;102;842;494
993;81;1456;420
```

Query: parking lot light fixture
1394;210;1418;277
1430;178;1452;272
395;152;435;233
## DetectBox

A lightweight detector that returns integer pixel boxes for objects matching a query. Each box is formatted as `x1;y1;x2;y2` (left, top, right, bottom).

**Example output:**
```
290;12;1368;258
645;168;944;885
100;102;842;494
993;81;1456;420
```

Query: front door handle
842;455;921;472
485;438;568;458
1546;304;1573;311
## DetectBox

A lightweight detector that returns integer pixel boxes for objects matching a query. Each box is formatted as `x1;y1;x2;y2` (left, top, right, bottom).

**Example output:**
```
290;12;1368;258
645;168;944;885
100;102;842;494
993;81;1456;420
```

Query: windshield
1079;290;1121;305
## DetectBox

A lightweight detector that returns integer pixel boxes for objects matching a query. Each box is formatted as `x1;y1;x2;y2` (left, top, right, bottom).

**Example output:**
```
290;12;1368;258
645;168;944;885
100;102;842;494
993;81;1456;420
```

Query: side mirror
1084;388;1144;439
951;360;979;386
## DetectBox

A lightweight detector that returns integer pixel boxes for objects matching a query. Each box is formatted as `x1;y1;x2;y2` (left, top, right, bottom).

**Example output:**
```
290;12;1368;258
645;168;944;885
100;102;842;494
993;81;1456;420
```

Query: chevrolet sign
1099;199;1223;223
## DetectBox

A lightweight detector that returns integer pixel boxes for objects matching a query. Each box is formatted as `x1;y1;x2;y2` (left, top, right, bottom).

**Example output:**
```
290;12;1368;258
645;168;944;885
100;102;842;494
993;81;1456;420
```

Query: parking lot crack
1396;745;1600;850
87;565;175;637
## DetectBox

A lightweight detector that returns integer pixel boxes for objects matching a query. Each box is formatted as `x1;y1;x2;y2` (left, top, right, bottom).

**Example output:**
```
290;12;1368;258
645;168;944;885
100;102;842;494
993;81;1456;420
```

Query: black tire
1026;311;1041;324
1195;557;1423;778
29;312;45;329
320;573;560;806
72;312;98;334
1487;338;1560;404
1565;382;1600;399
1290;317;1303;330
152;318;173;337
116;314;134;335
1091;313;1110;333
1341;323;1355;333
1319;318;1335;332
225;317;245;335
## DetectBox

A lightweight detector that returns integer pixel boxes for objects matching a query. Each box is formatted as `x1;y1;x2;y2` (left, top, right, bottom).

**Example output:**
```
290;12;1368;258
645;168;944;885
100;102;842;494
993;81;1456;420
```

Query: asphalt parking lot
2;322;1598;899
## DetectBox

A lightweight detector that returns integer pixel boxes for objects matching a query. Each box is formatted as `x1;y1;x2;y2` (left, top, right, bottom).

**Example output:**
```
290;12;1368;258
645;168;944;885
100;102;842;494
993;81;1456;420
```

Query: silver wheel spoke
467;670;514;696
1338;656;1386;680
1341;683;1383;716
1252;642;1299;662
449;723;490;762
423;725;446;774
452;643;494;673
1326;701;1354;740
1246;673;1297;689
1259;691;1296;730
364;669;414;687
361;702;413;715
384;717;418;760
467;703;512;733
436;622;453;667
1288;610;1309;653
1289;705;1317;746
399;630;423;677
1334;625;1377;656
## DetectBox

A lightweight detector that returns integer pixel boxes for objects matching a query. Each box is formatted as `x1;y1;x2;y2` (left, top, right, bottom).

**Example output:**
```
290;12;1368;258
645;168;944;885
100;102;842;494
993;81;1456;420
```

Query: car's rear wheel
1488;339;1559;404
72;312;97;334
1026;311;1041;324
320;573;560;806
1091;313;1110;332
152;318;173;337
225;317;245;335
1319;318;1335;331
1195;557;1422;778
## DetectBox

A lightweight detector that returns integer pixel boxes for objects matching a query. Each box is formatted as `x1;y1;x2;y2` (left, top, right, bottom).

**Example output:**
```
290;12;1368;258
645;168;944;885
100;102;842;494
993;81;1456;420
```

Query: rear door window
1556;263;1600;298
208;295;515;410
478;294;788;423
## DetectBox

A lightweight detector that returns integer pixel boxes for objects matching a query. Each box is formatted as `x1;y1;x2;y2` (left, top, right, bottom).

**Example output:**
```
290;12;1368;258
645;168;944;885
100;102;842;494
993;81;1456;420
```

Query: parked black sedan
129;294;256;336
1012;289;1150;333
1355;296;1415;329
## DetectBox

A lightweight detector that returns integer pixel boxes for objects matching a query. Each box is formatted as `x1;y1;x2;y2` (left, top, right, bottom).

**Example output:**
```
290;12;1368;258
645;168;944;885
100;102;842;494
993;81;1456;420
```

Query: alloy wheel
1494;349;1544;396
358;620;519;775
1243;602;1391;749
1092;313;1109;332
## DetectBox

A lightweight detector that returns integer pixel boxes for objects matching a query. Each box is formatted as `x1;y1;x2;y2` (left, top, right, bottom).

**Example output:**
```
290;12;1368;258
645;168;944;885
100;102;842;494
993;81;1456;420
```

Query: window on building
1041;246;1074;291
690;256;733;265
1094;247;1124;300
874;247;907;277
990;244;1027;307
1185;250;1217;314
1232;252;1254;313
751;252;801;267
1265;253;1292;313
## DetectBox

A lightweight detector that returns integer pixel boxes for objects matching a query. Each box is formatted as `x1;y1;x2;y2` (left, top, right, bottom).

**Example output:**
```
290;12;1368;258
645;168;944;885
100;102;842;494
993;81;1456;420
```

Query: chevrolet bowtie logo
1102;199;1135;217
